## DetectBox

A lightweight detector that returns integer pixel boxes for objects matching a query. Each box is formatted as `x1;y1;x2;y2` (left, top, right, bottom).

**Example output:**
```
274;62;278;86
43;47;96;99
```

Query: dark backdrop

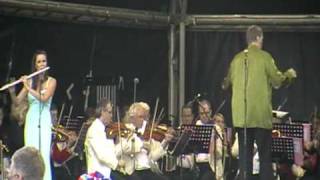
1;15;320;125
186;31;320;126
0;17;168;116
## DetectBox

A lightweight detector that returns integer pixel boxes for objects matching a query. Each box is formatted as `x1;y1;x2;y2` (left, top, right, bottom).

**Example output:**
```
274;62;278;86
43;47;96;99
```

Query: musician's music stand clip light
272;110;289;119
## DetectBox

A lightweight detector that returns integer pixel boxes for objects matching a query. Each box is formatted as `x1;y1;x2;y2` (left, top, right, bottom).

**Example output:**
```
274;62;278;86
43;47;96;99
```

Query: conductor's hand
285;68;297;80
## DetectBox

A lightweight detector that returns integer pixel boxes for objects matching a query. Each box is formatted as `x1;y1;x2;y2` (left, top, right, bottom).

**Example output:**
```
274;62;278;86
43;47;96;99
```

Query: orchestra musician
10;50;57;180
118;102;172;180
169;103;197;180
50;104;78;180
195;99;225;180
0;104;11;176
291;114;320;180
84;98;126;179
8;79;28;126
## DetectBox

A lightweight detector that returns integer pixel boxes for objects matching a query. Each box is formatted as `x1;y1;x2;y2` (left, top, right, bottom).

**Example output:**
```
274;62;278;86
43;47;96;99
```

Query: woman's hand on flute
20;76;30;91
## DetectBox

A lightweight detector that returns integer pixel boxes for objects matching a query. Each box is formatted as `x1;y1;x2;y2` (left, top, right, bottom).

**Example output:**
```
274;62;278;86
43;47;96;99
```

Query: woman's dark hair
31;50;49;90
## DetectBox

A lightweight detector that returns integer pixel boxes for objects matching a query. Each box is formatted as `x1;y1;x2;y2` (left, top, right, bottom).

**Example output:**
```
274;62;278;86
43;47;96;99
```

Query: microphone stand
38;76;44;152
243;49;249;180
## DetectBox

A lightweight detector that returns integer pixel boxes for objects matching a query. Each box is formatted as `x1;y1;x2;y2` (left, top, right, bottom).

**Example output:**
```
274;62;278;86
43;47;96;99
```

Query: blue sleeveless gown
24;92;52;180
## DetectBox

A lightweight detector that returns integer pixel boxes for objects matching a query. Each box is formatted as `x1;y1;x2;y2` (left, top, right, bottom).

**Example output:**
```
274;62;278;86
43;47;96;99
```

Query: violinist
50;104;77;180
84;98;125;179
50;105;77;149
196;99;225;180
118;102;170;180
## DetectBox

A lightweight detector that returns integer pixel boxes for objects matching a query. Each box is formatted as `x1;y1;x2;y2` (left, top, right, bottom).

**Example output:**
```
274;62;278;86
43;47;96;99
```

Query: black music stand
168;128;193;156
273;123;304;138
272;137;295;164
179;125;214;154
273;123;311;143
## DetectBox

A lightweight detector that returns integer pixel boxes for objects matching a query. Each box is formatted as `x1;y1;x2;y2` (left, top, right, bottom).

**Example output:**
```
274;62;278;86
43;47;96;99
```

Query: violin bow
116;106;123;154
155;107;165;125
149;97;159;143
65;105;73;129
57;103;65;126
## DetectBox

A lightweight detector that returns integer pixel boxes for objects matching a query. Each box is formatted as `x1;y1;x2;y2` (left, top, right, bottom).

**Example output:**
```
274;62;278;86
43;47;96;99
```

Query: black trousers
196;162;215;180
237;128;274;180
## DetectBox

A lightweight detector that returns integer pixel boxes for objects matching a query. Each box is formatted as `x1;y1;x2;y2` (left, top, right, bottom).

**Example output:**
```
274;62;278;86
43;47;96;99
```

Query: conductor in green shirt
222;25;297;180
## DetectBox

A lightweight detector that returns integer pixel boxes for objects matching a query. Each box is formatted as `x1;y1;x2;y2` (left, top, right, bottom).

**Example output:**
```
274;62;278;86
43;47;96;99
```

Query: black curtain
0;17;168;116
186;31;320;126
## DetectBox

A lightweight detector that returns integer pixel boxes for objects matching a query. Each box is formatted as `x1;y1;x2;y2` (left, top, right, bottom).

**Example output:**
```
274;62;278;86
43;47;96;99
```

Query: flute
0;67;50;91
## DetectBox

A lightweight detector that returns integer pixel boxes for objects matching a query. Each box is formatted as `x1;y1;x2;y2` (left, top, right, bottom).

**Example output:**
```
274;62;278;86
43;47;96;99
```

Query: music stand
168;128;193;156
272;137;304;166
272;137;295;163
273;123;311;144
179;125;214;154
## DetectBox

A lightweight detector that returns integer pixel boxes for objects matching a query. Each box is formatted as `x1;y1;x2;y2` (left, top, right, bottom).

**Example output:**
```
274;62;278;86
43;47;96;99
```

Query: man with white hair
119;102;171;180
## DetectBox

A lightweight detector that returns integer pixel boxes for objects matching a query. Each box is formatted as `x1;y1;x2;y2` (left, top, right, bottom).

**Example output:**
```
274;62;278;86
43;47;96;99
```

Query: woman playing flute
12;50;56;180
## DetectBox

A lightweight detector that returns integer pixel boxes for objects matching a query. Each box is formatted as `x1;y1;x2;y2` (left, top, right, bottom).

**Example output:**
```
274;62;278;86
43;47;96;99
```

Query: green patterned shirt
223;44;287;129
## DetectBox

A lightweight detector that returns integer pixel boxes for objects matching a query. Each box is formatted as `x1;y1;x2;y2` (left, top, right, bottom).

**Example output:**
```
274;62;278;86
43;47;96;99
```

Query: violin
142;124;176;142
52;126;72;141
105;122;133;139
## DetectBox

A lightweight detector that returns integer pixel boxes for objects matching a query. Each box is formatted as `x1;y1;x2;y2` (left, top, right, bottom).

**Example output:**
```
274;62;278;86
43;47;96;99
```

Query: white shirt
119;121;166;174
177;154;195;169
208;124;224;180
84;119;119;178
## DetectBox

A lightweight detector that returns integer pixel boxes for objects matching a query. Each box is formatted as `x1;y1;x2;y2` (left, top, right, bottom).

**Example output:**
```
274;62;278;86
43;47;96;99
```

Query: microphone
191;93;201;103
134;77;139;84
133;78;139;102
